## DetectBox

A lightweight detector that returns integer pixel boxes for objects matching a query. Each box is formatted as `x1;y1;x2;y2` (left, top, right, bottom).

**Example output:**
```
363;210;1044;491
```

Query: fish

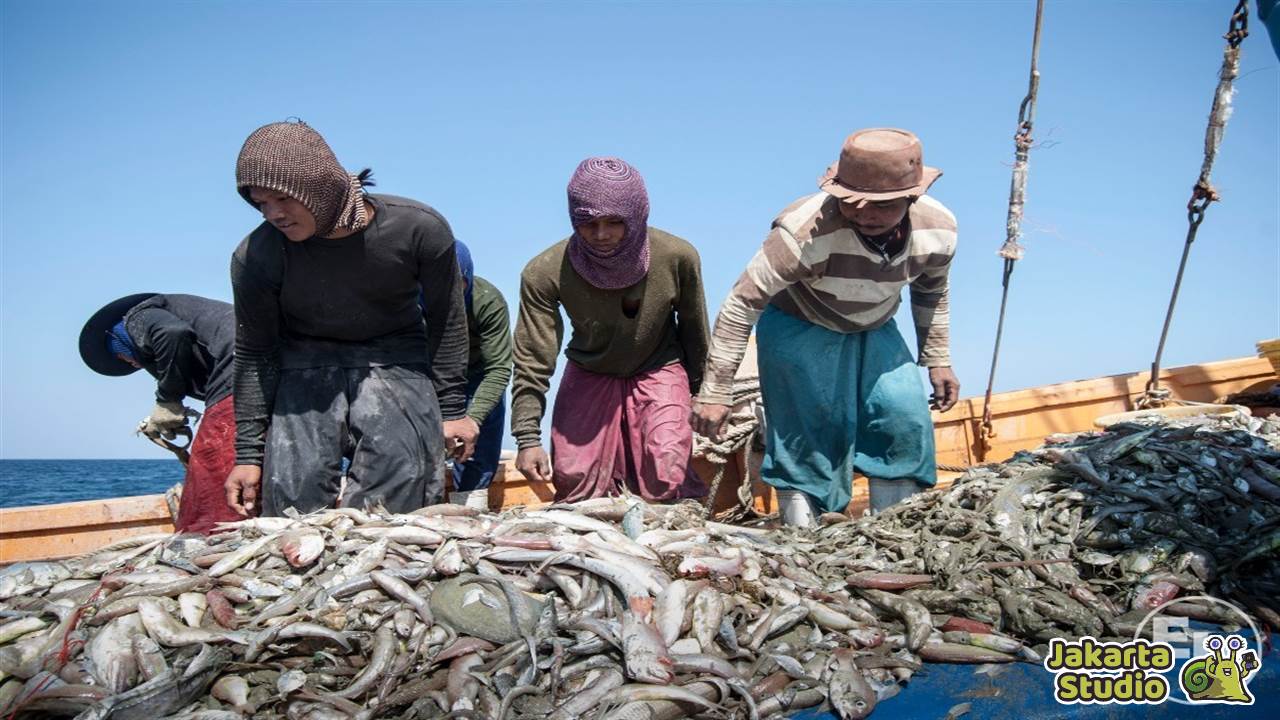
136;599;245;647
0;412;1273;720
86;614;145;693
828;647;877;719
621;608;673;684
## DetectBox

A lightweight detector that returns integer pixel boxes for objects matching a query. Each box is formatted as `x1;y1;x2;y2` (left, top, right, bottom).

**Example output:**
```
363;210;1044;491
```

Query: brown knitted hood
235;120;368;237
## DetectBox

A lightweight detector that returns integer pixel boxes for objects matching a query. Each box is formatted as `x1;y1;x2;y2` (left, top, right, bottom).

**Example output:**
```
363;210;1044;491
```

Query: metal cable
977;0;1046;460
1141;0;1250;408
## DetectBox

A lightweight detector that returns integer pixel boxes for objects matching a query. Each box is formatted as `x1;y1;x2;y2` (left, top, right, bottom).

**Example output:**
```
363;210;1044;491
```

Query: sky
1;0;1277;459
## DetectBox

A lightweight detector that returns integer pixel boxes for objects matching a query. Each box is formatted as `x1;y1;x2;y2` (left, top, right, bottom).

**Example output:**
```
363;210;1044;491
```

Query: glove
140;401;191;440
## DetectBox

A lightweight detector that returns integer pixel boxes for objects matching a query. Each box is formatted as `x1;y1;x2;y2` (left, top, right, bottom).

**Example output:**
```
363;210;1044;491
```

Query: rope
694;380;762;464
695;378;763;519
977;0;1047;461
1142;0;1249;408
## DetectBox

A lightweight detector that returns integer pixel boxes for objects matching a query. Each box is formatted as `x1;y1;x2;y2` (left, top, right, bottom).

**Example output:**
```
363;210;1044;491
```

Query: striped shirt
700;192;957;405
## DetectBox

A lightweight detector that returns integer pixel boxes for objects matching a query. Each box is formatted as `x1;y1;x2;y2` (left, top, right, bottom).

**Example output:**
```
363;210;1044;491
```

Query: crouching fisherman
512;157;710;503
435;240;512;510
225;120;474;517
79;293;240;533
692;128;961;526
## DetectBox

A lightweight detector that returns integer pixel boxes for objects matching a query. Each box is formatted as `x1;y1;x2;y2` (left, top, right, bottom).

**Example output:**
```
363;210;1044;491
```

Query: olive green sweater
511;228;709;449
465;276;512;424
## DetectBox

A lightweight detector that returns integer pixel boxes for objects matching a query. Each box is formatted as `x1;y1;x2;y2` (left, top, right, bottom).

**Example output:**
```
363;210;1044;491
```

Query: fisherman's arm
226;246;281;514
693;224;811;436
129;308;197;405
467;286;513;425
418;225;474;460
510;266;563;483
128;308;198;438
675;245;711;396
910;253;959;412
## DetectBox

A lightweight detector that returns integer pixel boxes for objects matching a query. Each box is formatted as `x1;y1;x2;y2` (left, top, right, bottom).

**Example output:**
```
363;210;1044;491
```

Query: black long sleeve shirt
124;294;236;406
230;194;469;466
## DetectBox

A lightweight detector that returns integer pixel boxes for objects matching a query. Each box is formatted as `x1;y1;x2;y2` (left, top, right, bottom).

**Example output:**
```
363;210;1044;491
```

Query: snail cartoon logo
1177;634;1259;704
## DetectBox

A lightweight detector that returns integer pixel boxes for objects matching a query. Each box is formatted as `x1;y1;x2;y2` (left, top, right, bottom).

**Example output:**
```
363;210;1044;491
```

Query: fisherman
79;293;240;534
692;128;960;526
224;120;474;517
512;157;711;503
435;240;513;510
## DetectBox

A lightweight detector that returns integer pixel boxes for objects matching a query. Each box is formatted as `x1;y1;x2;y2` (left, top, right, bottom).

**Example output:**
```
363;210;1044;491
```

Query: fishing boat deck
1;355;1274;565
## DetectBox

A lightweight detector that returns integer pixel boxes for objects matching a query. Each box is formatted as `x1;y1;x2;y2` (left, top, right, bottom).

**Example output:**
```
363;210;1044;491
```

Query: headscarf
107;320;137;364
566;157;651;290
235;120;370;237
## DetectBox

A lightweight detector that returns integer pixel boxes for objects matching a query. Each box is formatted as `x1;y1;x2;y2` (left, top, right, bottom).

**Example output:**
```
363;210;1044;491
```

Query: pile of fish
1;412;1277;720
804;411;1280;649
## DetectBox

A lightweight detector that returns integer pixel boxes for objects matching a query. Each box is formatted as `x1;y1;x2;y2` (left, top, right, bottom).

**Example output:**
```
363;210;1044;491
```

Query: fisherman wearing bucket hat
79;293;240;533
225;119;473;518
693;128;961;526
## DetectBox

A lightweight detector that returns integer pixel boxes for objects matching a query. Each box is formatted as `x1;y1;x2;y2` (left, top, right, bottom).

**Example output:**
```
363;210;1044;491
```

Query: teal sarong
756;305;937;513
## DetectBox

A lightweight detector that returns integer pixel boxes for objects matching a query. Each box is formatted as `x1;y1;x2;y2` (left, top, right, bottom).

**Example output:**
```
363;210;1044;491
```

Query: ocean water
0;459;185;508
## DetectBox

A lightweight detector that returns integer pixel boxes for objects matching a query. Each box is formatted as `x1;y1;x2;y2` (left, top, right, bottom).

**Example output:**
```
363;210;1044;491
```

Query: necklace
862;231;899;270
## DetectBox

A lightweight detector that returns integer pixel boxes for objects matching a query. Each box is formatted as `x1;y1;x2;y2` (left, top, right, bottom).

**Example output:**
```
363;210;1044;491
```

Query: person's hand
443;417;480;463
516;446;551;484
140;401;190;440
225;464;262;516
928;366;961;412
690;400;732;440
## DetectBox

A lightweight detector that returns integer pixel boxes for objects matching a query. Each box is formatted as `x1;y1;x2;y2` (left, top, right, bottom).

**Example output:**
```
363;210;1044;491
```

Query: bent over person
432;240;513;509
79;293;240;533
225;120;474;517
692;128;960;526
512;157;710;503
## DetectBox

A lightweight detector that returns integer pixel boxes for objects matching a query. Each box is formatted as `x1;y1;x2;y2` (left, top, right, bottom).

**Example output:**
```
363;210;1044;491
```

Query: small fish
621;502;645;540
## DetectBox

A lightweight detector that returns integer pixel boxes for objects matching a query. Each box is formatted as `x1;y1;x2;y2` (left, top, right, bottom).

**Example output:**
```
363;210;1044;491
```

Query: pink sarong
550;361;707;503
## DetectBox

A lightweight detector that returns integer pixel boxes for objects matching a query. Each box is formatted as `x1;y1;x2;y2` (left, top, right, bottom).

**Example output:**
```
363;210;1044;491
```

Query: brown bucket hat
818;128;942;203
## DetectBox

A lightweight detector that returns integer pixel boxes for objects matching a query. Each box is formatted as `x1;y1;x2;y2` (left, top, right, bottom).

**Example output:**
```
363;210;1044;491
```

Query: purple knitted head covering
566;157;650;290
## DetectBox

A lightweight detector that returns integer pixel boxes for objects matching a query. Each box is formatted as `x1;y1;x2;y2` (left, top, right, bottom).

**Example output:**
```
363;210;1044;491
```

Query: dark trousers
262;364;445;515
451;378;506;492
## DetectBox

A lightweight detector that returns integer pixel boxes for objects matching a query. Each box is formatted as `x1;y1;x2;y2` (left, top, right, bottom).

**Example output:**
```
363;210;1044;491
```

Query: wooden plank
2;521;175;563
484;463;554;509
933;420;973;468
932;357;1272;423
930;357;1274;465
0;494;172;534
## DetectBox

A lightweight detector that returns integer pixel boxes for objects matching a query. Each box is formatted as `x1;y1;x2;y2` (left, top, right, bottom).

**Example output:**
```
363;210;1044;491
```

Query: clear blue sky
2;0;1276;459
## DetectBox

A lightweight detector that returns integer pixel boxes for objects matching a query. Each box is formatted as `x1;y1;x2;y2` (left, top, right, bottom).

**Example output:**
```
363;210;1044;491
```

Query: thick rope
976;0;1046;461
695;379;763;519
1142;0;1249;408
694;380;762;463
